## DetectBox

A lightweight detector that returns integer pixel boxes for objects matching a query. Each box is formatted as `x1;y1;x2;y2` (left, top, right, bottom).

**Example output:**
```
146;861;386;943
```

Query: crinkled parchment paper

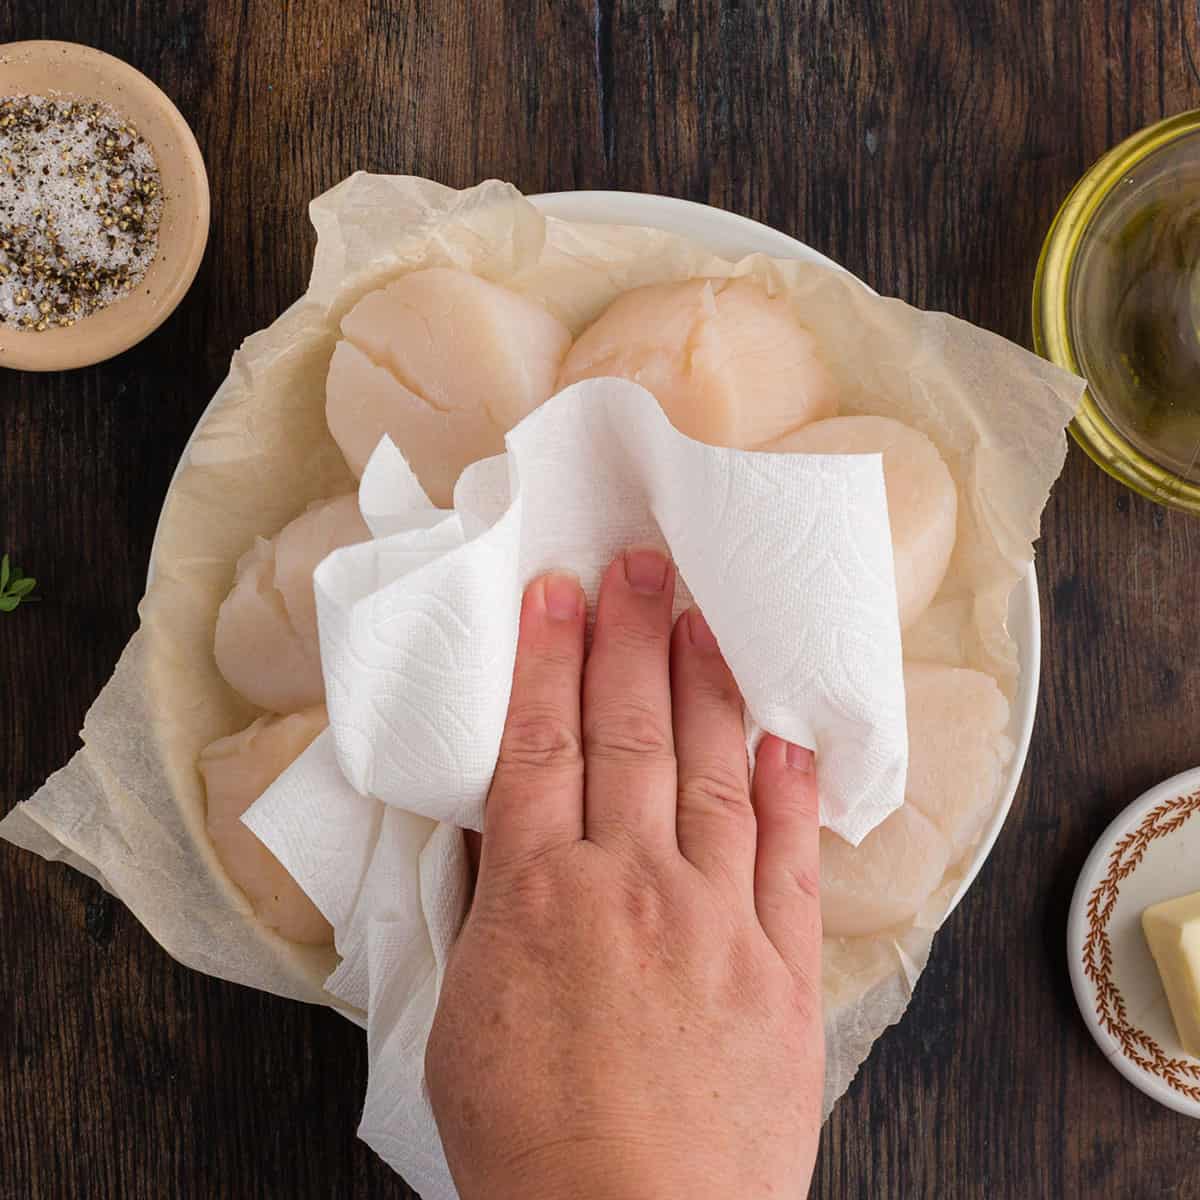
0;175;1083;1121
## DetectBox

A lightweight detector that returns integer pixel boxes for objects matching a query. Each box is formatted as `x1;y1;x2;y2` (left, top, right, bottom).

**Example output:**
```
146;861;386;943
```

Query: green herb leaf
0;555;37;610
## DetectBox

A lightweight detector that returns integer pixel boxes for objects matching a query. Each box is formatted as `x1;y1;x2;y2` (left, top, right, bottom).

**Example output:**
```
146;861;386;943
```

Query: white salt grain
0;94;163;331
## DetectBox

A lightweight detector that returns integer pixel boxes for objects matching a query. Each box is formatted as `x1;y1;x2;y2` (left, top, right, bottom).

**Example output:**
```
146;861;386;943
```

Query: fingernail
542;571;582;621
786;743;815;772
624;547;670;593
687;606;719;651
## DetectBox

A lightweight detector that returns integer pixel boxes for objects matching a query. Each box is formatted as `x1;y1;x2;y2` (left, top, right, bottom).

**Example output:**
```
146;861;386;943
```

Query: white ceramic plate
1068;767;1200;1118
153;190;1040;917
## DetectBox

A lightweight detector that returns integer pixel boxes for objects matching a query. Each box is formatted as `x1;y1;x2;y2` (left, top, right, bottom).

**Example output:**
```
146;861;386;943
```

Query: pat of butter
1142;890;1200;1058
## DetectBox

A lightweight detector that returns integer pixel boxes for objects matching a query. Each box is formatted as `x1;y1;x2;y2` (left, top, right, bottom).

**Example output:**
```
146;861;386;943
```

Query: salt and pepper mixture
0;94;162;330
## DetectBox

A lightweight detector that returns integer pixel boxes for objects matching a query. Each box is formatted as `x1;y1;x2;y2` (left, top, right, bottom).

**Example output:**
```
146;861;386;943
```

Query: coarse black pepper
0;94;163;331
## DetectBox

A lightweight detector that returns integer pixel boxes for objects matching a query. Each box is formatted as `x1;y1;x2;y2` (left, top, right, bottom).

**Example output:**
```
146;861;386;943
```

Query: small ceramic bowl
1068;766;1200;1118
0;40;209;371
1033;111;1200;513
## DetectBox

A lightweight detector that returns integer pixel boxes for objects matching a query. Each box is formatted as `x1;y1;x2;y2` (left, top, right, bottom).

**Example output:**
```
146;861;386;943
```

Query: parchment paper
0;175;1083;1123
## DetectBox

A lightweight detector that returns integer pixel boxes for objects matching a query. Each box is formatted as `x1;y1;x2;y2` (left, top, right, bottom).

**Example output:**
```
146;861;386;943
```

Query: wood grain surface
4;2;1200;1196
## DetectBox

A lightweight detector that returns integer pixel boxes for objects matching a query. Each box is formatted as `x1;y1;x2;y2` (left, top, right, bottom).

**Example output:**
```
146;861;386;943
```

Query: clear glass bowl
1033;110;1200;512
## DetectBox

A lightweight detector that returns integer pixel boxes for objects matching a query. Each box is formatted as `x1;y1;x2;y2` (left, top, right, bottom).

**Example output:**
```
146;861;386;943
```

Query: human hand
427;548;823;1200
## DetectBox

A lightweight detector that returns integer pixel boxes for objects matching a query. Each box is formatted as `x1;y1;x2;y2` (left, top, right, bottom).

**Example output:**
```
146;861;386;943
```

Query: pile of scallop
199;267;1013;948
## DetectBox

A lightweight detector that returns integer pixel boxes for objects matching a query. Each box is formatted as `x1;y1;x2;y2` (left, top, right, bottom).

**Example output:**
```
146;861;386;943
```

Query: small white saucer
1068;766;1200;1118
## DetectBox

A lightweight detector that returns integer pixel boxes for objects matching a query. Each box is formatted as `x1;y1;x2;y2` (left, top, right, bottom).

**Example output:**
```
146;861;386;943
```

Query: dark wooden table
4;3;1200;1197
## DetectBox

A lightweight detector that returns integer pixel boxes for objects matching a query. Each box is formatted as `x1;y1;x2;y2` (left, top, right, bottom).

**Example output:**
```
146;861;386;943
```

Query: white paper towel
244;374;910;1196
312;377;907;841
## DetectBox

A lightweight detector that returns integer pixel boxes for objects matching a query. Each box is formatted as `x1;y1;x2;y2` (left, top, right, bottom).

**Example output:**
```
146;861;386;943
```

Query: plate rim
1066;765;1200;1119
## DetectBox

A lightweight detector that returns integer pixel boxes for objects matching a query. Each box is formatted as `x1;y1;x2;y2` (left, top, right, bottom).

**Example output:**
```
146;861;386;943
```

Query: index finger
482;572;586;872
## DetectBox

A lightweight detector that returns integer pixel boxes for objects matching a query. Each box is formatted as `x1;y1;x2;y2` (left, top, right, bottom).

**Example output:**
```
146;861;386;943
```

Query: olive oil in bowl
1035;111;1200;511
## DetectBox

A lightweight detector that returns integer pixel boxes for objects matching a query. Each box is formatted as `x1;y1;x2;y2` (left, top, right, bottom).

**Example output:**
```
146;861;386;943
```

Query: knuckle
618;876;661;925
616;864;677;933
688;666;742;711
523;641;579;676
493;859;561;916
480;850;574;932
785;864;822;905
758;780;820;830
680;759;753;821
585;698;672;760
604;617;669;659
498;703;583;772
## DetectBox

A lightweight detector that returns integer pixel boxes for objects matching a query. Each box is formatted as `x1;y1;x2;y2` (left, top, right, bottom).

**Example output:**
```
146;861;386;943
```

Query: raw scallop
767;415;957;629
820;803;952;938
199;706;331;944
903;661;1012;860
557;277;838;448
326;267;573;505
214;494;369;713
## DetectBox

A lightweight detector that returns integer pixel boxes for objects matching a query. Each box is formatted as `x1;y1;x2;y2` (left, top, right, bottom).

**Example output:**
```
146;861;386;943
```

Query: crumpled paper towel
244;375;907;1195
0;176;1085;1198
310;380;905;840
